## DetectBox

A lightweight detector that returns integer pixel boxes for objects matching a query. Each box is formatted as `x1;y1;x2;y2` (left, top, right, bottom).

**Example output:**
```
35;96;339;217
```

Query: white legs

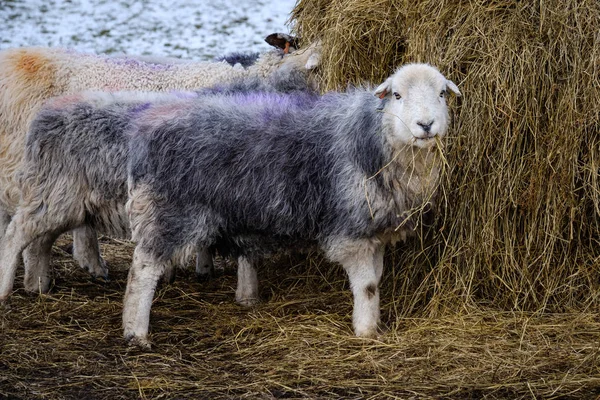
3;222;385;346
0;218;108;299
235;256;259;306
328;240;384;338
72;226;109;279
122;247;165;349
195;246;214;281
121;239;386;348
23;233;60;293
123;251;260;348
0;212;39;301
162;264;177;284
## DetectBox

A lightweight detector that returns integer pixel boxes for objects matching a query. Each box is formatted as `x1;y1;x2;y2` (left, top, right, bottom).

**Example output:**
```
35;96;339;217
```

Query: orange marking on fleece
9;49;57;100
16;52;45;75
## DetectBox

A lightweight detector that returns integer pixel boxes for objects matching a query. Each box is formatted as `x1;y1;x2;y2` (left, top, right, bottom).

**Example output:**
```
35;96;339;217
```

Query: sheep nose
417;120;434;133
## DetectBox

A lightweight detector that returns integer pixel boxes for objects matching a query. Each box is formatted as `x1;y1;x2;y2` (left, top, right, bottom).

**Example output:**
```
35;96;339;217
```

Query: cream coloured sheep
0;36;320;291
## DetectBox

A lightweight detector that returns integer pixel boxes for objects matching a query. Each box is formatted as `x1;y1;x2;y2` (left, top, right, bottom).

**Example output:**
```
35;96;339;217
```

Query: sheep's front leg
122;247;165;350
235;256;259;306
72;225;109;280
195;246;214;282
328;240;384;338
22;233;60;294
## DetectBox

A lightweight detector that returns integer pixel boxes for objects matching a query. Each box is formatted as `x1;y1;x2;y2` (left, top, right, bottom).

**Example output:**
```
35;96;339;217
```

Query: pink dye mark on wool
134;100;196;134
43;93;86;109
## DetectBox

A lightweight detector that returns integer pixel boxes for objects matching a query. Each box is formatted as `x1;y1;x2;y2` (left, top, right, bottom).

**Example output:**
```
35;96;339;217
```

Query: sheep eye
393;92;401;100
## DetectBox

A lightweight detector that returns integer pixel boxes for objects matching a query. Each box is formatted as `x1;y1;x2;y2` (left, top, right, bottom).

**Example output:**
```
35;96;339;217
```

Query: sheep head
375;64;460;149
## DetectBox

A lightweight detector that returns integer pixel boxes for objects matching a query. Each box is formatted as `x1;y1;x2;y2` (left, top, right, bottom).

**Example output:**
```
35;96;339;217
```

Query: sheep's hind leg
235;256;259;306
195;246;214;282
0;208;11;241
22;232;61;294
162;264;176;285
72;225;109;280
122;247;166;350
0;211;49;302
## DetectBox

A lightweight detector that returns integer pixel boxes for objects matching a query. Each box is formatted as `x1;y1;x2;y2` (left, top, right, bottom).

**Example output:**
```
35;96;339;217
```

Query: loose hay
2;0;600;397
2;238;600;398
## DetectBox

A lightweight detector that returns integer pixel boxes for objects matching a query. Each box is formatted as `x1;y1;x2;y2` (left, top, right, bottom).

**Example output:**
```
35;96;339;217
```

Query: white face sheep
375;66;461;149
0;36;320;293
121;63;460;348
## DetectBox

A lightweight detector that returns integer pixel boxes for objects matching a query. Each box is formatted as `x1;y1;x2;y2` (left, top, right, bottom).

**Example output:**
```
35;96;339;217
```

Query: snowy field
0;0;298;60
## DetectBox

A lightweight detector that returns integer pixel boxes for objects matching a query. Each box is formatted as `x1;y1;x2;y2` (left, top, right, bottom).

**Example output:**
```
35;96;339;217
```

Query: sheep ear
305;52;320;70
446;80;461;97
374;77;392;99
303;40;322;70
265;33;299;53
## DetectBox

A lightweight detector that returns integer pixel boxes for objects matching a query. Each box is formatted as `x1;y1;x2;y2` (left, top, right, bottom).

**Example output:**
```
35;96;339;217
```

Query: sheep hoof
195;271;213;283
23;277;52;295
0;299;10;310
125;334;152;351
236;297;260;307
82;260;109;281
73;246;109;279
89;258;109;280
354;327;379;339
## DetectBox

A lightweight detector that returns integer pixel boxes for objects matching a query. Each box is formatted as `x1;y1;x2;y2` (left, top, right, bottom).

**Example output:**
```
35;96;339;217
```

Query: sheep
0;35;320;292
215;34;300;68
117;63;461;348
0;64;319;304
0;91;183;299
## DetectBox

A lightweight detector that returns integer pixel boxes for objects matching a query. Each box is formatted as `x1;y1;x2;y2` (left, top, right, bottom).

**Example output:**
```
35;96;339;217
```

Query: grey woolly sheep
0;59;318;301
120;63;460;348
0;36;320;291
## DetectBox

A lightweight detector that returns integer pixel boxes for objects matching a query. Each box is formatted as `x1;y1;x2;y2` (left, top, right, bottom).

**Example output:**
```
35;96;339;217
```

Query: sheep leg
235;256;259;306
345;249;382;338
22;232;60;294
328;240;383;338
122;247;165;350
195;246;214;282
373;245;384;283
162;264;176;285
0;208;11;241
0;211;47;301
72;225;109;280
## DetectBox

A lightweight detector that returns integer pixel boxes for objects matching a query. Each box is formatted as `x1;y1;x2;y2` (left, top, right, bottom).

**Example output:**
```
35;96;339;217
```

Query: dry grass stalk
1;237;600;398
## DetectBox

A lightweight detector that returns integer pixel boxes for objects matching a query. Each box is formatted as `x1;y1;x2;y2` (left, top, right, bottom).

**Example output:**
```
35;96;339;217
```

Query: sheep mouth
413;136;437;145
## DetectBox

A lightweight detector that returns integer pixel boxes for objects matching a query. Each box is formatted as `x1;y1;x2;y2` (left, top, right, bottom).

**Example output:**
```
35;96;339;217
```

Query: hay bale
291;0;600;312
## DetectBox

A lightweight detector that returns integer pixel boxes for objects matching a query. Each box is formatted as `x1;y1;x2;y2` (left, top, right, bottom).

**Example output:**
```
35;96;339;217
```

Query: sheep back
128;90;425;262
